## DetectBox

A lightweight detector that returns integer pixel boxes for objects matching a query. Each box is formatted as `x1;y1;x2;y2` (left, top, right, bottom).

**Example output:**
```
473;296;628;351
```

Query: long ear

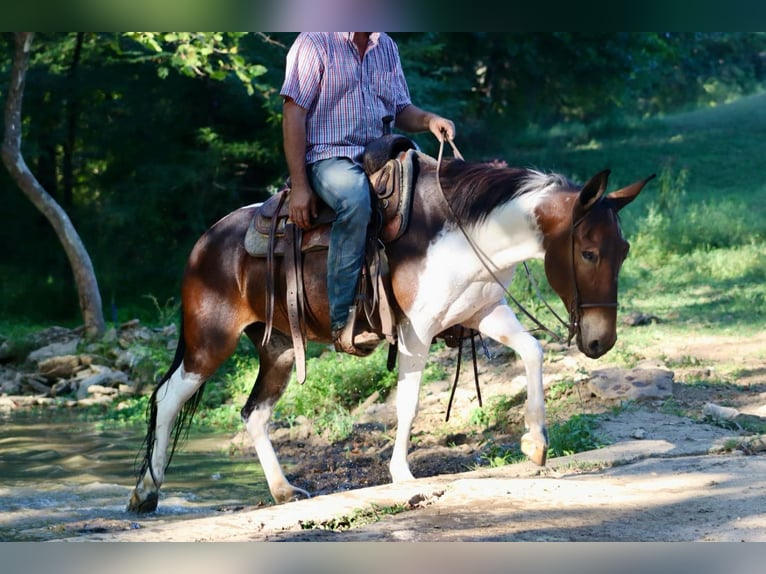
573;169;610;222
607;173;656;211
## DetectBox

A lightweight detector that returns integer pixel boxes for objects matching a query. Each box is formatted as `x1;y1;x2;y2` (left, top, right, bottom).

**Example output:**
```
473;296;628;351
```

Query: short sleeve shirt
280;32;412;165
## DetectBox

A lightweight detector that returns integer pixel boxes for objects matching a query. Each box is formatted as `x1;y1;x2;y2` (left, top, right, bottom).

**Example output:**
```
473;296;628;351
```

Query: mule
127;151;653;512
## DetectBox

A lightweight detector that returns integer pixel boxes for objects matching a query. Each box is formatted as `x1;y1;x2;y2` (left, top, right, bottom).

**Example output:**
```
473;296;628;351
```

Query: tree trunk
1;32;105;338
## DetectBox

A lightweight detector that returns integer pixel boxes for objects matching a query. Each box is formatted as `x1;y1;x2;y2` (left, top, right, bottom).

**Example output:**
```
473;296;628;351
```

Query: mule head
543;170;655;358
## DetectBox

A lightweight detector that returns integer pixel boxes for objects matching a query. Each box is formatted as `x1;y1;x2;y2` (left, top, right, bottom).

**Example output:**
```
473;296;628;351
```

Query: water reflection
0;412;268;541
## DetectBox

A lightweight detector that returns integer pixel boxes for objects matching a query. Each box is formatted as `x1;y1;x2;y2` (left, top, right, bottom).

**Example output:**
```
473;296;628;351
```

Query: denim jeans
309;158;371;331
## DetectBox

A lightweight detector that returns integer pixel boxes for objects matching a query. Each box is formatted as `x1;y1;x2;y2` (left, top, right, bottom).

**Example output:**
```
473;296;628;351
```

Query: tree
2;32;105;336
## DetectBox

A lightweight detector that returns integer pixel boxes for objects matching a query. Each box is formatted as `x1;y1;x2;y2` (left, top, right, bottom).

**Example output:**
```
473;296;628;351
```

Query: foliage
123;33;268;96
273;345;397;440
468;394;519;429
474;439;525;469
300;503;409;531
547;414;606;458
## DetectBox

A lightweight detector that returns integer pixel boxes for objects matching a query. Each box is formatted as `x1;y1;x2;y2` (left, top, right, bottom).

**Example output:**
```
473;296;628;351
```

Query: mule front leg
128;366;204;513
389;321;431;483
476;304;548;466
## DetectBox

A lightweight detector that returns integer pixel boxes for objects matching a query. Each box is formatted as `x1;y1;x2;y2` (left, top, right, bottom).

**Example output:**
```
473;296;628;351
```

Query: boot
332;306;381;356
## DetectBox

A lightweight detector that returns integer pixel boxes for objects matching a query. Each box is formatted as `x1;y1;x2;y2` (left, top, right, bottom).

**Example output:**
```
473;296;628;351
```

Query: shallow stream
0;412;268;541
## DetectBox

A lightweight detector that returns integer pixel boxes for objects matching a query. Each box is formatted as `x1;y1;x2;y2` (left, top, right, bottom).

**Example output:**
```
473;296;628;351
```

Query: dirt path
69;416;766;541
67;330;766;542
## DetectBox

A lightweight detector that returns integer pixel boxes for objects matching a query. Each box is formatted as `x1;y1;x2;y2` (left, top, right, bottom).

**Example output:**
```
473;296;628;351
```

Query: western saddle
243;133;420;383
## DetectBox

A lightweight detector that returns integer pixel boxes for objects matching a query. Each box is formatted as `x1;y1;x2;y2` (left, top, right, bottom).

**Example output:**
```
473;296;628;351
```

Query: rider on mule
281;32;456;356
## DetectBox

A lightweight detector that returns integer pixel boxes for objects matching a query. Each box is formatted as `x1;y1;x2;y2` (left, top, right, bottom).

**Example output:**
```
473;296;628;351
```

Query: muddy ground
70;328;766;542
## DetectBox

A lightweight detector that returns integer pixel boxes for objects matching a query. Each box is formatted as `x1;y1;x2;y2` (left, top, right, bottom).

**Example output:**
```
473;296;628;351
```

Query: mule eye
581;250;598;263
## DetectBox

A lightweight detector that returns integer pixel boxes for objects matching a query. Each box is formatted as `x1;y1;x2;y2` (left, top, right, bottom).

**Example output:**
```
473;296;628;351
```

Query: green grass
505;91;766;343
299;503;410;531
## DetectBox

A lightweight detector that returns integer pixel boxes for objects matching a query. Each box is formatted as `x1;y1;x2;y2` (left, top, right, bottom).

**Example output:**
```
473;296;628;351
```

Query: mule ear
607;173;656;211
573;169;610;222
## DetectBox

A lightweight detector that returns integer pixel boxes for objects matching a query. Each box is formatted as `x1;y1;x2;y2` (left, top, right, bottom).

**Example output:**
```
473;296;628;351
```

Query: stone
27;339;80;363
37;355;85;381
587;367;674;401
75;367;128;400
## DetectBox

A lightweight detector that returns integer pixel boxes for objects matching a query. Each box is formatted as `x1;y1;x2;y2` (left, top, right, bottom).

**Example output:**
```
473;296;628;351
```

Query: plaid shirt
280;32;412;165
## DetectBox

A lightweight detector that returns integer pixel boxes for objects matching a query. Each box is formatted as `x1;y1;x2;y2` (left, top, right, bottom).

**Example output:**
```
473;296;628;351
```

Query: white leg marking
137;366;203;493
475;304;548;458
389;321;431;483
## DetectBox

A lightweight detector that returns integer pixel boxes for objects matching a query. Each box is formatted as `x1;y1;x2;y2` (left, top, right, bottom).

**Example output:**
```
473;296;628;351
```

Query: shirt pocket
371;71;396;114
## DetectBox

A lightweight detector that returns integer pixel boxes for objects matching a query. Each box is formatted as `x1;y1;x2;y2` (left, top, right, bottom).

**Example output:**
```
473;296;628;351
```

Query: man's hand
395;105;457;143
427;115;456;142
288;182;317;230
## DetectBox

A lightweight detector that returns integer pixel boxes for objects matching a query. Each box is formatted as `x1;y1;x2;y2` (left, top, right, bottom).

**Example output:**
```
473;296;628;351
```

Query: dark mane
438;160;573;225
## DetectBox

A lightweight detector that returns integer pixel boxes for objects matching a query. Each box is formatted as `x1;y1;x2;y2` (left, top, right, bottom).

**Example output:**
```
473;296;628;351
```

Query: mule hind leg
127;311;243;513
241;324;310;503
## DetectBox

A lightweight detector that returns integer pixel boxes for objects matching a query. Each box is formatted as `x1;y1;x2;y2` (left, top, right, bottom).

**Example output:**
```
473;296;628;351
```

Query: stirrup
332;306;379;356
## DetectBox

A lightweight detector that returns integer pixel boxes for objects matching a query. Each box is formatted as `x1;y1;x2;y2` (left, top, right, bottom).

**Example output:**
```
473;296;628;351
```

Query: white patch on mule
404;190;549;338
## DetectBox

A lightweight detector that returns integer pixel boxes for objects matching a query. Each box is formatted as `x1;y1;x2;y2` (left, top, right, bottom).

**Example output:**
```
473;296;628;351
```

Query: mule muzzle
575;312;617;359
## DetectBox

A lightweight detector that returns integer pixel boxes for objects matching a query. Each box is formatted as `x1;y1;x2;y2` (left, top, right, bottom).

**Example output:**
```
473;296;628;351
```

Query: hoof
127;490;158;514
272;484;311;505
521;432;548;466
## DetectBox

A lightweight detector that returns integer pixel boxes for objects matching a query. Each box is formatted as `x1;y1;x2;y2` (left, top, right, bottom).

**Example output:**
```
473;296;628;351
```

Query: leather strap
262;191;288;346
284;222;307;383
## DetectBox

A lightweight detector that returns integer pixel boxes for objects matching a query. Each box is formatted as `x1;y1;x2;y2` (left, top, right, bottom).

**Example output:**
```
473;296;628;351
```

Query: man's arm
283;97;317;229
395;104;456;142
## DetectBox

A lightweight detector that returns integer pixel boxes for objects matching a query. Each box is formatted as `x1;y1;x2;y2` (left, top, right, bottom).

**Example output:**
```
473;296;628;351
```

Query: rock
0;395;17;413
37;355;89;381
51;379;77;397
27;339;80;363
20;376;52;396
703;402;739;420
77;395;115;407
587;367;674;401
75;367;129;400
0;341;15;363
622;311;661;326
86;384;119;396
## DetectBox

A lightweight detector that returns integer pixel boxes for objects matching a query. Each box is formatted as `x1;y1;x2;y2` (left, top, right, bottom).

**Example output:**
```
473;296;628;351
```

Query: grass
506;91;766;346
299;503;410;531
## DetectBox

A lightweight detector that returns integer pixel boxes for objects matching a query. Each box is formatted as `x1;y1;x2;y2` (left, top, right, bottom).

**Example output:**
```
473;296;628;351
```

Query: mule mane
438;160;573;225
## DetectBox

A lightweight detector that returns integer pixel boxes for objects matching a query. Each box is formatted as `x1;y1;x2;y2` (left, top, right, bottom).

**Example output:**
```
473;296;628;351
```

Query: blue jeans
309;158;371;331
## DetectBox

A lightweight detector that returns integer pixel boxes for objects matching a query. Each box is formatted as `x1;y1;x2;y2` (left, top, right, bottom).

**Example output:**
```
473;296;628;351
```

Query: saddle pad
253;189;335;236
244;205;331;257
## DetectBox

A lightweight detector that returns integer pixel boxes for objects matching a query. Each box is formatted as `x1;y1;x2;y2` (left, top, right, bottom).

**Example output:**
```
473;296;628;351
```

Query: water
0;412;269;541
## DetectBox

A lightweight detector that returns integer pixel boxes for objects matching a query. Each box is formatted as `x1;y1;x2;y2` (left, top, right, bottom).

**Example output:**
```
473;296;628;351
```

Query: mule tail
134;310;207;486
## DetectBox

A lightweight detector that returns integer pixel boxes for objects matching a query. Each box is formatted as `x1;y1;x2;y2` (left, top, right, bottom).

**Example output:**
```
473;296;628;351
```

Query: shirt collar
341;32;381;45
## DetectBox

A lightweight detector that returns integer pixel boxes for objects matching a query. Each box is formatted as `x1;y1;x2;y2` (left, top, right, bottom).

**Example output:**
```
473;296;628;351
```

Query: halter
435;138;617;346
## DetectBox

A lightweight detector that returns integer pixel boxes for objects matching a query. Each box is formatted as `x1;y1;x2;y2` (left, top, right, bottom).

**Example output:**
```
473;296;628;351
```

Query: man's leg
309;158;378;352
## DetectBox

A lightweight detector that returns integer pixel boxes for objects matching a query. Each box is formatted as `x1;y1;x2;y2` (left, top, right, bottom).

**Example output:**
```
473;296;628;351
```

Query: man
281;32;455;355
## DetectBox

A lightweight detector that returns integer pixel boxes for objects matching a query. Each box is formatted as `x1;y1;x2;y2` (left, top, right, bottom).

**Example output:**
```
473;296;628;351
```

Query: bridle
566;209;619;345
435;138;618;346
